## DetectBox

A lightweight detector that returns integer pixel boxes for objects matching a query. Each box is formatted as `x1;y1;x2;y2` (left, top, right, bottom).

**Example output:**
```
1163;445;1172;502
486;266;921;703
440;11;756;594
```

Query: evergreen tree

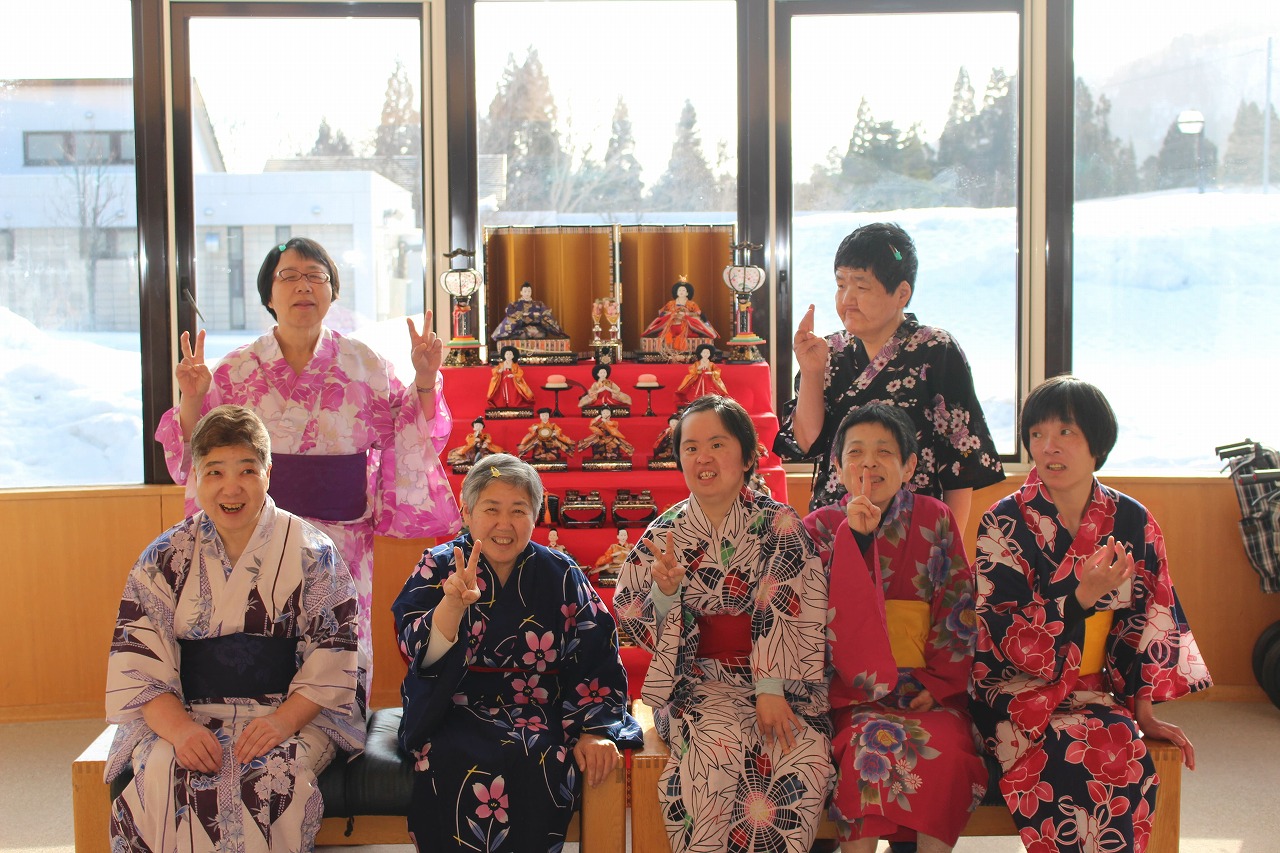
936;67;977;170
582;97;645;213
970;68;1017;206
374;60;421;158
1223;100;1280;186
1074;78;1138;200
309;118;354;157
1152;118;1219;190
648;100;718;211
478;49;574;212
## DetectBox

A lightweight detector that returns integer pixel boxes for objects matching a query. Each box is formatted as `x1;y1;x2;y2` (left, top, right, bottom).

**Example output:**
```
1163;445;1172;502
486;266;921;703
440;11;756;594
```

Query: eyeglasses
275;269;331;285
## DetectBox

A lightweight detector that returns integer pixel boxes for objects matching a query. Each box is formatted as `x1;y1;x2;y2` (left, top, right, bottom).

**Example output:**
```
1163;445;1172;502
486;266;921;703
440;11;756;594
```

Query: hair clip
490;466;502;477
887;243;902;261
277;243;288;252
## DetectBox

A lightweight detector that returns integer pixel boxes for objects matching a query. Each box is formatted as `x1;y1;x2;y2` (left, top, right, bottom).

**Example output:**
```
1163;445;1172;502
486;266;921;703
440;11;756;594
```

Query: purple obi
269;452;368;521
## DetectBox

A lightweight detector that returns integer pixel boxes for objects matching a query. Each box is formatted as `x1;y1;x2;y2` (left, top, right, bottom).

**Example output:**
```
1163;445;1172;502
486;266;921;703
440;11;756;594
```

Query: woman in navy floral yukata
970;376;1211;853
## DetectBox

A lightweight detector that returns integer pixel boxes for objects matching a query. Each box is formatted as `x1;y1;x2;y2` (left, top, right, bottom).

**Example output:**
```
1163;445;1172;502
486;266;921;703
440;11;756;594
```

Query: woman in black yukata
394;453;642;852
775;222;1004;531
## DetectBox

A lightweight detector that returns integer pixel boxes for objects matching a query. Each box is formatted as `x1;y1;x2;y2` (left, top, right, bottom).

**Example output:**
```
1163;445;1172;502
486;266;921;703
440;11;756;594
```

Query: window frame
22;130;136;166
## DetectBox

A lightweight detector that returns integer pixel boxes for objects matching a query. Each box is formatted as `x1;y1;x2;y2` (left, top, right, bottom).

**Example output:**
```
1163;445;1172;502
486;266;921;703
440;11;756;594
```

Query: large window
0;1;141;487
175;9;427;375
1072;1;1280;469
781;3;1021;454
472;0;738;230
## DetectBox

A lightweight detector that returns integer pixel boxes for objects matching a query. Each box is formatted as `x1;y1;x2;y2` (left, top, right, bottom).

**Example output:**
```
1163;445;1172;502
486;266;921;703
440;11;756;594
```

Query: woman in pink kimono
156;238;462;687
971;376;1212;853
614;395;833;853
804;403;986;853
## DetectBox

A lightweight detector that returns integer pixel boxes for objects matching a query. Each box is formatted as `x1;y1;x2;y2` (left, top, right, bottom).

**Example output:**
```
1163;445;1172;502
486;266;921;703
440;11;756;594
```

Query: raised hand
792;304;829;377
407;311;444;386
444;541;484;608
845;468;883;535
1075;537;1135;609
648;530;685;597
176;329;212;400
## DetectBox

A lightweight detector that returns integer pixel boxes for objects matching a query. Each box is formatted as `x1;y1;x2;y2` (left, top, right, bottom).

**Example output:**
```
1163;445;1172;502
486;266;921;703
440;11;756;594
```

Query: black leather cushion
340;707;415;815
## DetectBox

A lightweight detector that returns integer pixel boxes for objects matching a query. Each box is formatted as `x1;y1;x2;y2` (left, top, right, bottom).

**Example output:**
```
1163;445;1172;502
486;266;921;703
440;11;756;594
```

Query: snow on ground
2;190;1277;487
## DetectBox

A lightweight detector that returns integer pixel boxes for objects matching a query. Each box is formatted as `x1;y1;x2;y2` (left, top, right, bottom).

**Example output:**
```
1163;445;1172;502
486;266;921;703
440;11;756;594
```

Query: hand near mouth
845;468;883;535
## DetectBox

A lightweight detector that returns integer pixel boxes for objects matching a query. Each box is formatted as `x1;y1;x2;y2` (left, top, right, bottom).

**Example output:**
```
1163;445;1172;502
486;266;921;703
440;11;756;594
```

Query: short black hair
834;402;919;464
256;237;339;320
1020;375;1118;469
674;394;759;478
472;417;485;427
833;222;918;301
536;406;552;416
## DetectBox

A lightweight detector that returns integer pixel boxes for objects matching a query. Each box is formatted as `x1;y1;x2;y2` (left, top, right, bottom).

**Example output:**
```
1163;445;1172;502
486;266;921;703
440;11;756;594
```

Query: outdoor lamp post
1177;109;1206;194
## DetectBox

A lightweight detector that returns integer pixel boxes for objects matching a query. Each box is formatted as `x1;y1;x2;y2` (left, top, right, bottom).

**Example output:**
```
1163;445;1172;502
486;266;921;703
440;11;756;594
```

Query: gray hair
192;404;272;469
459;453;544;512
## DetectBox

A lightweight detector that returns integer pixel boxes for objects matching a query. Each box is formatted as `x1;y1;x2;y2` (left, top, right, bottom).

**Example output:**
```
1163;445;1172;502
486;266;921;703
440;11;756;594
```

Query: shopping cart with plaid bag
1217;439;1280;708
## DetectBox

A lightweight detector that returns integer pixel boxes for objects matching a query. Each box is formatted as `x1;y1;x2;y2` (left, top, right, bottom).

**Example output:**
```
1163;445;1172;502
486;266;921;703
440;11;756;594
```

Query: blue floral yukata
394;535;641;853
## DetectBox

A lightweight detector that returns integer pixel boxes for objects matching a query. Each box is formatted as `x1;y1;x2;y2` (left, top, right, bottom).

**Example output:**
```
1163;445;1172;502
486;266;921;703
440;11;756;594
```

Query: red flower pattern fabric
971;469;1212;852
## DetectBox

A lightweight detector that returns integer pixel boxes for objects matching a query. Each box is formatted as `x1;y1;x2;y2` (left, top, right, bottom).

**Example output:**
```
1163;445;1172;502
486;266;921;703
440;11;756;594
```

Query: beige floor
3;701;1277;853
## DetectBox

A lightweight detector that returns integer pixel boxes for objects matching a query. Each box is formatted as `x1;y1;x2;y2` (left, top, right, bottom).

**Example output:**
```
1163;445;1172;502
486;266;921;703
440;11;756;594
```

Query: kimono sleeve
393;541;472;752
750;502;828;689
973;505;1074;684
773;351;838;465
103;530;187;781
817;517;896;707
292;528;366;752
612;510;686;708
922;337;1004;492
557;565;643;750
1108;508;1213;704
372;366;462;539
914;503;977;703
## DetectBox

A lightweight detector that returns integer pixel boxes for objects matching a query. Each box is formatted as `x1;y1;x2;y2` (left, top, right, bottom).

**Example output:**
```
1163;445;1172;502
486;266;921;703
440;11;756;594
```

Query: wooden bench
72;708;627;853
629;703;1182;853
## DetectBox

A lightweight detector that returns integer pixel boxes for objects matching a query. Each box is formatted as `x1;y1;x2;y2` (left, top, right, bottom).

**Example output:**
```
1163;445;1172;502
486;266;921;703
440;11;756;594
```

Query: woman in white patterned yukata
775;222;1004;531
614;395;833;853
107;405;365;853
156;237;461;690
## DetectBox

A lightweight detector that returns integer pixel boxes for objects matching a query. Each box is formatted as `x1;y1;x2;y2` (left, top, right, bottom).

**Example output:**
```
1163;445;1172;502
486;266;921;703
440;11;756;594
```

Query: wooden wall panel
3;476;1277;721
1;487;178;722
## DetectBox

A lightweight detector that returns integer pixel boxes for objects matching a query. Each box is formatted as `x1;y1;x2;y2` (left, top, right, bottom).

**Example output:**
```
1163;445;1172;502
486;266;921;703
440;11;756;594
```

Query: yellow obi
1080;609;1115;675
886;600;930;669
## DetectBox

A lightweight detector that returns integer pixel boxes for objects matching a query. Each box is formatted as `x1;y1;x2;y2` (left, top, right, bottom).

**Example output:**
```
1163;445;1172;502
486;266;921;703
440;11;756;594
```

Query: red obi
696;614;753;662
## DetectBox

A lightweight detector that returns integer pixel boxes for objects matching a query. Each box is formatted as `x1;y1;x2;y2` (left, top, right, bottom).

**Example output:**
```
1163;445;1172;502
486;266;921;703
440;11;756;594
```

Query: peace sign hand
647;530;686;597
1075;537;1135;609
792;304;829;378
176;329;212;400
443;541;483;608
845;468;883;535
407;311;443;386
